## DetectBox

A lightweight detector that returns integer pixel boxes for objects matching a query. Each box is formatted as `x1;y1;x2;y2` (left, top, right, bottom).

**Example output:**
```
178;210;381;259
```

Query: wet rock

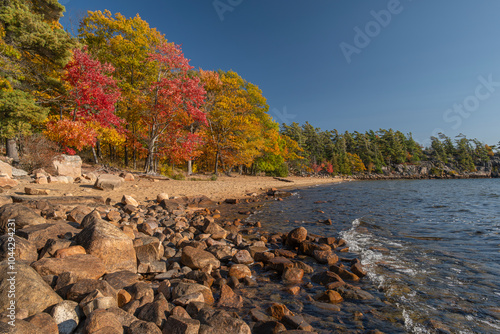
267;257;294;273
282;314;314;331
163;315;200;334
285;227;308;248
51;300;82;334
350;262;367;278
333;285;375;300
0;203;46;234
217;284;243;308
0;261;62;317
313;250;338;265
181;246;220;270
83;309;123;334
282;268;304;283
316;290;343;304
292;261;314;274
76;220;137;273
26;312;58;334
311;271;345;286
32;254;106;280
253;320;287;334
254;251;275;263
0;235;37;263
266;303;294;321
52;154;82;178
274;249;296;259
228;264;252;280
94;174;124;190
329;265;359;281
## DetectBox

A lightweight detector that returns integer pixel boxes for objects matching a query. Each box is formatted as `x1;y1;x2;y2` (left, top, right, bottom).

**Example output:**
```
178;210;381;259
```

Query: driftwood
273;177;294;183
138;174;171;181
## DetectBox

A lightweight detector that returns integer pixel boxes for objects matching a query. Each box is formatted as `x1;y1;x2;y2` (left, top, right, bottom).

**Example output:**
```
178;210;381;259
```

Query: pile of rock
0;191;370;333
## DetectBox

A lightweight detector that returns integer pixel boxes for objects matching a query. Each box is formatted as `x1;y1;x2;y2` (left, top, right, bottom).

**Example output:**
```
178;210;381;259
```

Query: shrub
172;173;185;180
19;134;60;173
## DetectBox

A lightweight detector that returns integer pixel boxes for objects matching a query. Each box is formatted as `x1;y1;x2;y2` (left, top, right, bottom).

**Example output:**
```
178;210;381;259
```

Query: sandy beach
4;174;344;203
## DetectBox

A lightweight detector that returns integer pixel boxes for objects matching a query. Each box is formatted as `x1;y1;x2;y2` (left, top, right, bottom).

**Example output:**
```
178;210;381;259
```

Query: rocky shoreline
0;184;393;334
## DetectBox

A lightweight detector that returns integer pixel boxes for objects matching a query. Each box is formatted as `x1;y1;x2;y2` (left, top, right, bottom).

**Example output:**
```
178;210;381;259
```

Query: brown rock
228;264;252;280
217;284;243;308
0;235;37;263
282;268;304;283
84;309;123;334
202;220;228;240
0;261;62;317
232;249;253;264
25;187;50;195
79;290;118;316
157;193;169;202
274;249;297;258
107;210;121;222
36;176;48;184
267;257;294;273
0;203;46;234
253;320;287;334
351;262;367;278
67;206;93;224
329;265;360;281
254;251;275;263
316;290;343;304
26;312;58;334
313;250;338;265
172;282;214;306
54;245;86;258
123;173;135;182
285;286;301;295
266;303;294;321
103;271;141;290
32;254;106;281
17;222;79;250
127;320;162;334
162;315;200;334
39;238;72;259
0;195;13;207
76;220;137;274
67;279;117;303
285;227;308;248
137;299;170;328
311;271;345;286
181;246;220;270
171;306;191;318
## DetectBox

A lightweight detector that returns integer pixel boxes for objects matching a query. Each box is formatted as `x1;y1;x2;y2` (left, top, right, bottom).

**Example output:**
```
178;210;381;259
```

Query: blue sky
60;0;500;146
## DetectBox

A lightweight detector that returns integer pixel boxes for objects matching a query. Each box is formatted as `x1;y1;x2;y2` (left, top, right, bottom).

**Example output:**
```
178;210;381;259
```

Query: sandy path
5;175;344;203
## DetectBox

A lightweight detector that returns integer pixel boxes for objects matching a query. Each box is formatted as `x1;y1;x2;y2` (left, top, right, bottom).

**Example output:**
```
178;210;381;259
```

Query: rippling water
250;179;500;333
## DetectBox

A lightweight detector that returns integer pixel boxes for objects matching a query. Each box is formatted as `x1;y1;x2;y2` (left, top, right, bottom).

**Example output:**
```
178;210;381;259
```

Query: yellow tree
202;70;269;174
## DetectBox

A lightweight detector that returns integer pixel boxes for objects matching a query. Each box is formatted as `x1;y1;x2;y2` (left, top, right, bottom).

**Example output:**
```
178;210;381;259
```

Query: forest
1;1;498;178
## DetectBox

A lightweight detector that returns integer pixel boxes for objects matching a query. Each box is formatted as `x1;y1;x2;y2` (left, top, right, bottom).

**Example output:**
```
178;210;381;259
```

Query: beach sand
5;174;344;203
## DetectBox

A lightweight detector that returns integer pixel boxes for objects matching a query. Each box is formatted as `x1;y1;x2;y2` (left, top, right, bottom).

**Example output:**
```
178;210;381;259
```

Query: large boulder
0;235;37;263
76;221;137;273
16;222;80;250
0;161;13;178
31;254;106;280
0;176;17;189
285;226;308;248
52;154;82;178
196;309;251;334
181;246;220;270
94;174;124;190
0;261;63;317
0;203;46;234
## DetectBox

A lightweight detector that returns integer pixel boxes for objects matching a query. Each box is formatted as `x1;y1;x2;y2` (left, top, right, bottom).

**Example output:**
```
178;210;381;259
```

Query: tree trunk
133;149;136;170
91;147;99;164
6;138;19;163
187;160;193;175
214;151;219;175
96;140;102;159
124;145;128;167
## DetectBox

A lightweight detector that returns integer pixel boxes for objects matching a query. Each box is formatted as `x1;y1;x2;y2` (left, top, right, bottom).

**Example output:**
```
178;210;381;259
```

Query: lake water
249;179;500;333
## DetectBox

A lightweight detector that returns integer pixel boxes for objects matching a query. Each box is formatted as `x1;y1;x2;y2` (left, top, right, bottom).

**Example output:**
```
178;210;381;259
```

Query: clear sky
60;0;500;147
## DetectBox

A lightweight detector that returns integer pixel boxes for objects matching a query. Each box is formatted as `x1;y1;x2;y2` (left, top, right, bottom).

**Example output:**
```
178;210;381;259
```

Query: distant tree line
280;122;496;175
